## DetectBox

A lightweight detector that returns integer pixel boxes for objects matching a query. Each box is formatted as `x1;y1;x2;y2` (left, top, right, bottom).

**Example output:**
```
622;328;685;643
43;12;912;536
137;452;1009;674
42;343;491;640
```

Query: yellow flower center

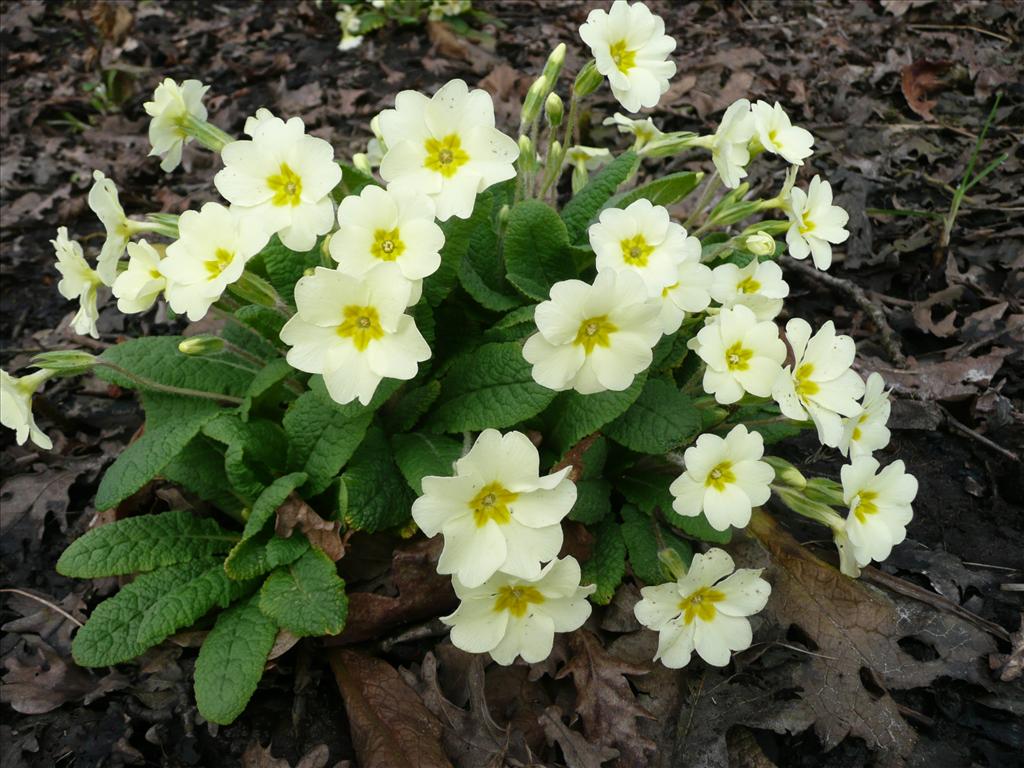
851;414;868;442
662;281;679;298
768;128;779;145
424;134;469;178
678;586;725;624
267;163;303;207
725;341;752;371
619;234;654;267
370;227;405;261
609;39;637;73
794;362;819;397
853;490;879;524
799;211;816;235
204;247;234;278
149;269;162;279
573;315;617;355
493;585;545;618
736;276;761;294
469;482;518;527
705;462;736;491
336;305;385;351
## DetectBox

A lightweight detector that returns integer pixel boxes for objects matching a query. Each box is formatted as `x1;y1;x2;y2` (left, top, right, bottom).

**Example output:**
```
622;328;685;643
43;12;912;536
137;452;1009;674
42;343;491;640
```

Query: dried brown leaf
901;59;952;121
858;348;1011;401
989;613;1024;683
540;706;619;768
0;467;77;541
89;1;134;44
241;742;330;768
328;648;452;768
275;494;343;561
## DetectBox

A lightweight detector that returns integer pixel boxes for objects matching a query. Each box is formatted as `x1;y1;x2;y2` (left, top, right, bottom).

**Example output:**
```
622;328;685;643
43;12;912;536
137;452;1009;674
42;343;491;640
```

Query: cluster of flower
0;0;919;671
335;0;472;52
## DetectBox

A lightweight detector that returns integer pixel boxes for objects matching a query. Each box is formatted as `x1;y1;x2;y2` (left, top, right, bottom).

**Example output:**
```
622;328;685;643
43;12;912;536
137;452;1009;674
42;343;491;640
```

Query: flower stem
97;361;243;405
684;172;721;230
183;114;235;153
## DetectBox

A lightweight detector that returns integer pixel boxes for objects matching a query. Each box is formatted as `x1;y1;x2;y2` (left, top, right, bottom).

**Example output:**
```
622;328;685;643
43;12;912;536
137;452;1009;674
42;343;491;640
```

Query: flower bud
544;92;564;128
573;60;603;98
542;43;566;83
498;204;511;228
518;135;537;171
370;114;383;142
520;75;549;127
762;456;806;489
745;232;776;256
228;270;281;308
658;547;689;580
804;477;847;507
772;485;844;529
352;152;372;176
31;350;97;376
178;335;225;356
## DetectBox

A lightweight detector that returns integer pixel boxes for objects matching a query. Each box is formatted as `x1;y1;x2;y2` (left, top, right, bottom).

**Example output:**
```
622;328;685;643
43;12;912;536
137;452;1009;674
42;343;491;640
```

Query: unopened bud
571;162;589;194
369;114;383;142
228;270;282;308
773;485;844;529
745;231;776;256
520;75;549;127
804;477;847;507
542;43;566;83
352;152;372;176
498;204;511;228
658;548;689;581
573;59;603;98
517;135;537;170
31;350;97;375
545;92;564;127
178;335;225;356
763;456;806;489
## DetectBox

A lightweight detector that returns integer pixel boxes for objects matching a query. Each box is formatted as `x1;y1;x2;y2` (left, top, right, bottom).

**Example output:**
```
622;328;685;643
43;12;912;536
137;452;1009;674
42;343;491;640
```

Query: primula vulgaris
88;170;139;285
634;549;770;668
112;240;166;315
412;429;577;588
160;202;270;322
657;238;712;335
710;99;755;189
523;270;662;394
603;112;665;149
692;304;786;404
773;319;865;448
378;79;519;221
331;185;444;281
579;0;676;112
786;175;850;271
144;78;209;172
710;259;788;322
52;227;102;339
0;369;54;450
839;456;917;573
669;425;774;531
214;111;342;251
280;266;431;406
751;100;814;166
590;199;693;296
444;557;594;665
838;372;892;459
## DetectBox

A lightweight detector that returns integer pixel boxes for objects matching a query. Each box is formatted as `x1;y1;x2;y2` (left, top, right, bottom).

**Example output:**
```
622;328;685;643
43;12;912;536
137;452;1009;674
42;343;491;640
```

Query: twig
784;258;908;367
907;23;1016;44
0;588;84;627
942;407;1020;463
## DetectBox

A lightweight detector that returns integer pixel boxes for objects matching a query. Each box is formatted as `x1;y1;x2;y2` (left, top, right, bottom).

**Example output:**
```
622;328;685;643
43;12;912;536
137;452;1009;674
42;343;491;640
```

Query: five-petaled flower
751;100;814;165
579;0;677;112
1;369;55;450
88;170;142;285
377;79;519;221
603;112;665;150
144;78;210;172
838;372;892;459
710;99;756;189
710;259;789;322
785;175;850;271
839;455;917;572
669;425;774;531
52;227;102;339
692;304;786;404
412;429;577;587
113;240;166;315
280;265;431;406
634;548;770;668
444;556;594;665
772;319;865;448
657;236;712;334
214;111;342;251
523;270;663;394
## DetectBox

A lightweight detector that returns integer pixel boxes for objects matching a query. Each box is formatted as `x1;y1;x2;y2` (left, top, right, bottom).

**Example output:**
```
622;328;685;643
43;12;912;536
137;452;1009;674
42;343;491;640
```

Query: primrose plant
1;0;917;724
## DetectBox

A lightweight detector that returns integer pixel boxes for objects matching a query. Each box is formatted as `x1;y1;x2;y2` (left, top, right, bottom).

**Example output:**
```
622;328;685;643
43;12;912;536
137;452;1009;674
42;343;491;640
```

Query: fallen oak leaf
539;706;619;768
857;348;1011;402
901;59;952;121
328;648;452;768
989;612;1023;682
275;493;343;561
241;741;330;768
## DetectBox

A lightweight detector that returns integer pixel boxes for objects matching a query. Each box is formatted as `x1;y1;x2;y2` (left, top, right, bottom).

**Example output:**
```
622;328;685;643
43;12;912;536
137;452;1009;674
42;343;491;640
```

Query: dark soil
2;1;1022;767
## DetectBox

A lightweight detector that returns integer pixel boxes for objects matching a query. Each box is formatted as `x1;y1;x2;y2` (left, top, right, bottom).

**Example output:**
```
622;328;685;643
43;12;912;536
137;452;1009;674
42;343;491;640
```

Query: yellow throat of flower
724;341;753;371
470;482;519;527
609;40;637;73
678;586;725;624
424;134;470;179
267;163;303;207
573;315;617;355
619;234;654;267
736;275;761;294
794;362;819;398
705;461;736;492
493;585;545;618
853;490;879;524
371;227;405;261
337;305;385;351
204;247;234;278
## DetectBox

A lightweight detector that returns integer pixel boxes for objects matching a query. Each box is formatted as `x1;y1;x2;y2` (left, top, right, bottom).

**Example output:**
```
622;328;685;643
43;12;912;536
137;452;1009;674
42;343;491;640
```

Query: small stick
785;258;908;367
0;588;84;627
906;23;1016;44
942;407;1020;463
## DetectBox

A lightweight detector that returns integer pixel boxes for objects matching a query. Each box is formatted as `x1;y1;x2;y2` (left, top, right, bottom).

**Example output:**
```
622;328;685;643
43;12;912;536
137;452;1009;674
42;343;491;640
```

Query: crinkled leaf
381;381;441;434
503;200;575;301
561;151;639;243
546;372;647;455
163;437;245;517
391;432;462;494
608;171;702;209
581;518;626;606
427;192;493;306
259;549;348;637
341;427;414;532
569;478;612;524
224;529;310;581
58;510;237;578
617;469;731;544
194;596;278;725
620;504;693;585
203;414;287;502
604;378;701;454
97;336;254;397
242;472;308;541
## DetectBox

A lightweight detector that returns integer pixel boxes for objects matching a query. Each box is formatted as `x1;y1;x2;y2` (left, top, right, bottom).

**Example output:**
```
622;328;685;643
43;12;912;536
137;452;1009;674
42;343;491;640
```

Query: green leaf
604;378;701;454
620;505;693;585
98;336;254;398
58;510;236;578
202;414;287;502
258;235;320;306
221;318;280;363
728;405;808;445
609;171;703;209
391;432;462;494
337;161;378;196
569;478;611;524
427;192;493;306
581;518;626;605
380;381;440;433
340;427;414;532
194;596;278;725
163;437;244;517
427;342;556;433
561;151;638;243
233;305;287;347
259;549;348;636
283;390;374;497
242;358;295;410
136;563;257;647
72;561;212;667
225;530;310;580
457;194;523;311
242;472;308;540
503;200;575;301
617;468;731;545
546;372;647;455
